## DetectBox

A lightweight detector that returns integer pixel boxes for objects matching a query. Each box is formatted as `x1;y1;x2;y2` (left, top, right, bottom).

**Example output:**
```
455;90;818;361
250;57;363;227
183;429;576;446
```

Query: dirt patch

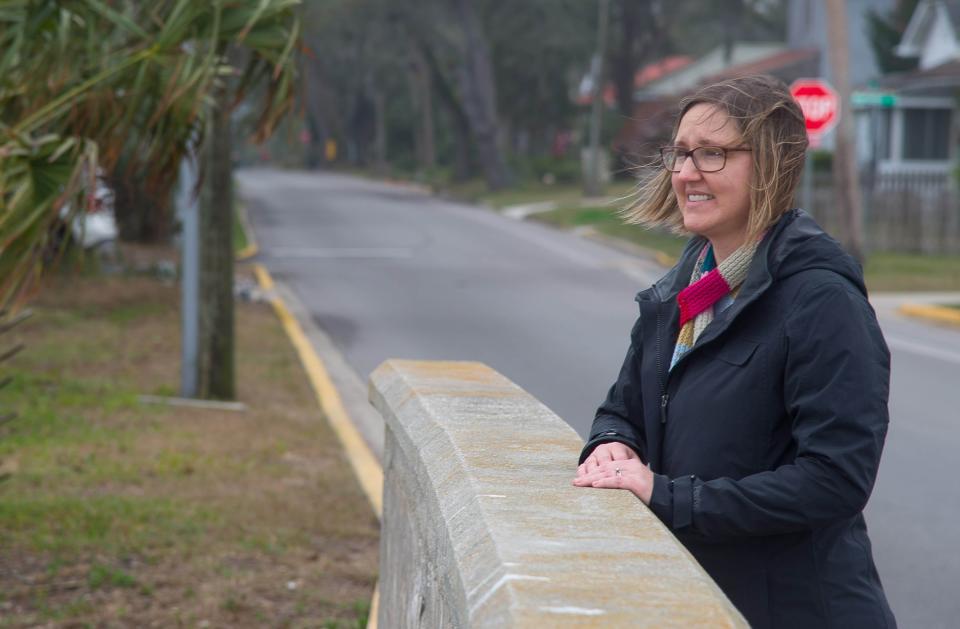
0;273;378;627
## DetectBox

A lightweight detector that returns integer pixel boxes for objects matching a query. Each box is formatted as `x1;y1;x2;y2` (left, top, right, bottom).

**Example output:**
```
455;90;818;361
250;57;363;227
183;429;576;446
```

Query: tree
199;73;238;399
303;0;600;188
866;0;921;74
449;0;510;190
609;0;667;119
664;0;787;58
0;1;301;398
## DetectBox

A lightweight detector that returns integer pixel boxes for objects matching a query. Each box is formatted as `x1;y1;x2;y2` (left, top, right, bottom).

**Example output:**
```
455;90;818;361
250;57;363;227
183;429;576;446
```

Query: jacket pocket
704;338;759;366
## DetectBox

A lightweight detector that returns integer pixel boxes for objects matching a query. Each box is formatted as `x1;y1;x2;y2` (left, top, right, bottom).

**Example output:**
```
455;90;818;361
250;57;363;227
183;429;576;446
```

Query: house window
902;108;951;160
872;108;892;161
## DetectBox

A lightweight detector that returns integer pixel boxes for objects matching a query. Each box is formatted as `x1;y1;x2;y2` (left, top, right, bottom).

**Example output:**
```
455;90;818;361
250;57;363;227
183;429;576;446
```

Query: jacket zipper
653;287;669;424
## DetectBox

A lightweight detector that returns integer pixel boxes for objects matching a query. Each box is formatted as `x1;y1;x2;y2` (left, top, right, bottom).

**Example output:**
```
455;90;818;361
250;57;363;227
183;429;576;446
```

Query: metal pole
180;159;199;398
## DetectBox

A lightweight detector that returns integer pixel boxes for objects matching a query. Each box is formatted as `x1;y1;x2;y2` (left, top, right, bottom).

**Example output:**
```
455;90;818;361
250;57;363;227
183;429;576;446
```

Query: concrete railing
369;359;747;628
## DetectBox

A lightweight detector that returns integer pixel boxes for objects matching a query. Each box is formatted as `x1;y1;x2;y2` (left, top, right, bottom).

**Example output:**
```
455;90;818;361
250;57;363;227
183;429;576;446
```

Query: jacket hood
764;209;866;297
648;209;866;302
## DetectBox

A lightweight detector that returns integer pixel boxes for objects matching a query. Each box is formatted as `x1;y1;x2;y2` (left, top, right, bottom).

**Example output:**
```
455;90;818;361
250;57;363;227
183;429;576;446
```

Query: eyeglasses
659;145;752;173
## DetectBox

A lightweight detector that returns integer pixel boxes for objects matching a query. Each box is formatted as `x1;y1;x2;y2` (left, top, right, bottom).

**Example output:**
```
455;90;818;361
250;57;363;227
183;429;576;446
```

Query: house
636;42;787;98
576;55;692;108
612;44;823;160
896;0;960;69
853;0;960;174
613;0;893;158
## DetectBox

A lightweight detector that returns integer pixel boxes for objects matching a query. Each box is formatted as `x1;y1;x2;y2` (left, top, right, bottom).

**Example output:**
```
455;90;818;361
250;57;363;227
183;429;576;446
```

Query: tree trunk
611;0;639;119
585;0;610;198
409;44;436;173
826;0;864;261
110;162;174;243
198;84;235;400
451;0;510;190
416;37;472;181
372;84;388;176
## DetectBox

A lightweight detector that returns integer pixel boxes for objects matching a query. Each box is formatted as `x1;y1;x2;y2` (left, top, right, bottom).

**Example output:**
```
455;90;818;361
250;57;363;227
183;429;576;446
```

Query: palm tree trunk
199;83;235;400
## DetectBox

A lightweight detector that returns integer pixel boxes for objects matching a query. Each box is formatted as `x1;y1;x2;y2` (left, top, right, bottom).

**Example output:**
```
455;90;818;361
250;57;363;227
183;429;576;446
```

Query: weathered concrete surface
369;359;747;628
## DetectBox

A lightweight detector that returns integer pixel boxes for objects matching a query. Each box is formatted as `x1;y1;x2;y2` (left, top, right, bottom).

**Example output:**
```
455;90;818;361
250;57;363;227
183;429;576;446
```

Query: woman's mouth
687;193;715;202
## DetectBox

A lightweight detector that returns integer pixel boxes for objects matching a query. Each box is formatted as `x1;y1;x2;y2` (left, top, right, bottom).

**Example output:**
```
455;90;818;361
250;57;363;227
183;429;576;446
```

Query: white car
60;175;118;249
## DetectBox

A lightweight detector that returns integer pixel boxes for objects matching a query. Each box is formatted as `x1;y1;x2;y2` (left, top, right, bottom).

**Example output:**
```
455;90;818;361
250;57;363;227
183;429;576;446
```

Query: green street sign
852;92;897;107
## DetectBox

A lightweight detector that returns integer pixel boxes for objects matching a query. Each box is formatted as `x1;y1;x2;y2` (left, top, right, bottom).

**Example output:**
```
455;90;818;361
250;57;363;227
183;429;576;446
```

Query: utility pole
825;0;864;262
585;0;610;198
179;158;199;398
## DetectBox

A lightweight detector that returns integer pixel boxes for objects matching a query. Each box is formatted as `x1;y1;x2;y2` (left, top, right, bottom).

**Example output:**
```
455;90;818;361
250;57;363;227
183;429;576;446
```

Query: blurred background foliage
291;0;786;191
0;0;300;312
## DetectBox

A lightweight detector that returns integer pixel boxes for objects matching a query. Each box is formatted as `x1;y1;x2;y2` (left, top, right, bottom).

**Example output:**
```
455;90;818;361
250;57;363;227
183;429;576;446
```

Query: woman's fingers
584;450;607;474
590;475;625;490
609;443;638;460
573;462;626;485
578;443;642;481
572;458;653;503
573;459;643;486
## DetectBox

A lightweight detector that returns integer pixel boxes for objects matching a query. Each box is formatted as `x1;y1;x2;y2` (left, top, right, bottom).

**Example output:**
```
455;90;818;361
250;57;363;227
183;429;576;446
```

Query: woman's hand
577;441;638;475
573;443;653;504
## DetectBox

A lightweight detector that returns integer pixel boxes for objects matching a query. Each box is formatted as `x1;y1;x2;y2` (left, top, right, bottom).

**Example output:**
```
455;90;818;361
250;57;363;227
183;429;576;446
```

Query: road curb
898;303;960;327
244;195;383;628
252;264;383;518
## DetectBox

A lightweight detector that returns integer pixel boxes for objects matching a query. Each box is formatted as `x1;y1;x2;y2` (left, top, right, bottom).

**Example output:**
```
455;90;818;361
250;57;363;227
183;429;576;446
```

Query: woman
572;75;896;629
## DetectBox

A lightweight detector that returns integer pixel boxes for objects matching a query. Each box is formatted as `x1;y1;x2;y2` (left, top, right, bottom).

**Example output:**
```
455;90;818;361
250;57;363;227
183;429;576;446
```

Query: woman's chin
681;216;711;238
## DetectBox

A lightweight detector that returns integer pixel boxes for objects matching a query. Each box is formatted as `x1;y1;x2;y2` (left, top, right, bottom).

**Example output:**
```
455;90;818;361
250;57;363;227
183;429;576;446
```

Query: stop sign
790;79;840;141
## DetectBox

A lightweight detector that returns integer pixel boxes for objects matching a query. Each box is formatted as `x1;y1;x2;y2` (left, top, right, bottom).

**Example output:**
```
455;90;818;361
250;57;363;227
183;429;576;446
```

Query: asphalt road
239;168;960;629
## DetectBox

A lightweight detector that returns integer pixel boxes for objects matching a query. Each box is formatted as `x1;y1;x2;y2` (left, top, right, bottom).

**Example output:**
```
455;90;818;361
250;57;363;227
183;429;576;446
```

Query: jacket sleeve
579;316;647;464
648;280;890;539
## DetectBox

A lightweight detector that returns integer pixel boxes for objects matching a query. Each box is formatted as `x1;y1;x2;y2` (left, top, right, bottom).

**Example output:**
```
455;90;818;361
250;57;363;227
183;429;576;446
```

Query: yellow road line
898;303;960;327
253;264;383;519
367;583;380;629
654;251;676;267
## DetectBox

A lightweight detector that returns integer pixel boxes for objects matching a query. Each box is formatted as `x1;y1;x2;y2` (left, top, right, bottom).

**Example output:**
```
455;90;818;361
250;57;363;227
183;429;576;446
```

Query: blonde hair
622;75;808;239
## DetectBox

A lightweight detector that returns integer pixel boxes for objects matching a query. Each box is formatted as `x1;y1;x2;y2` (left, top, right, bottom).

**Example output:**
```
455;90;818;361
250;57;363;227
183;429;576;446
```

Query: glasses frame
659;145;752;173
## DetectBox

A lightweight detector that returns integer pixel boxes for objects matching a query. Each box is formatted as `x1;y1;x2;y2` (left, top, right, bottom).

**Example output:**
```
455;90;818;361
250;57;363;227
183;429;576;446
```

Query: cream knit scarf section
670;239;760;370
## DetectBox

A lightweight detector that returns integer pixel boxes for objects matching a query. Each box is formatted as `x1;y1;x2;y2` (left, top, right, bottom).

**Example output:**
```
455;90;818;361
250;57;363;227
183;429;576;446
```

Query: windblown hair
622;75;808;239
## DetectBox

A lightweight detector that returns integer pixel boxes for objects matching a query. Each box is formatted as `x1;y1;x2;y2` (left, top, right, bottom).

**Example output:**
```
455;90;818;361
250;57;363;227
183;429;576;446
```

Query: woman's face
671;103;753;255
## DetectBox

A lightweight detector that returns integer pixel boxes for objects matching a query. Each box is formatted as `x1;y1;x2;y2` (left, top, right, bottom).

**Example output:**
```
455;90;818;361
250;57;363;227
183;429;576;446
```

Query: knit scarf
670;239;759;369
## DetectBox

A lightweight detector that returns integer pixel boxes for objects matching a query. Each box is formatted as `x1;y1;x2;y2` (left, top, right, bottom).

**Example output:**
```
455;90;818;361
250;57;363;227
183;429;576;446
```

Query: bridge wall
369;359;747;628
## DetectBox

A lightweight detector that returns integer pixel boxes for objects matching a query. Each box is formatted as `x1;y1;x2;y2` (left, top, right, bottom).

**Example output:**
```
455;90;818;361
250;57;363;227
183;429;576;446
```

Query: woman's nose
676;156;702;180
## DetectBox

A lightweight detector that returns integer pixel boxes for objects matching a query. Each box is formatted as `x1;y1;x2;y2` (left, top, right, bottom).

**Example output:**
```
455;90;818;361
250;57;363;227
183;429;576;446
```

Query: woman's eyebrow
673;136;726;147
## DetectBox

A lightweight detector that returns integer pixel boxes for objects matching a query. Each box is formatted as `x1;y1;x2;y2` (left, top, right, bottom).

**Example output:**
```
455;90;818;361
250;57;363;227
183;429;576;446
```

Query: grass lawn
531;204;689;259
441;178;638;209
234;203;250;253
529;203;960;293
862;252;960;293
0;268;378;627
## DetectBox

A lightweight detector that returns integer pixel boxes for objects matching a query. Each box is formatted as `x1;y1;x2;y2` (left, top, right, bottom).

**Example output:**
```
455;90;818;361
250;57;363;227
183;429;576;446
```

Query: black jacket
581;210;896;628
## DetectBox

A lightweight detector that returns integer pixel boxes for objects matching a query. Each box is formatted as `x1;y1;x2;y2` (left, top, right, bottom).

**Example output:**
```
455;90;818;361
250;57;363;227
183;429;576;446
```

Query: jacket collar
635;211;801;352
